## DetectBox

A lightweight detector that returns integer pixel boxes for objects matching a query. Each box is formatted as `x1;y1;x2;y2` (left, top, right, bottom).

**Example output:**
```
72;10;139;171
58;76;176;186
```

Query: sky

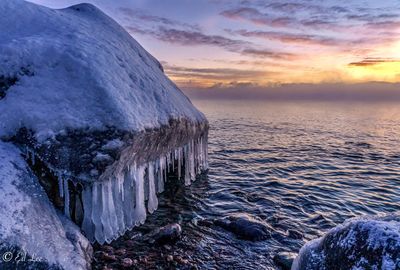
29;0;400;99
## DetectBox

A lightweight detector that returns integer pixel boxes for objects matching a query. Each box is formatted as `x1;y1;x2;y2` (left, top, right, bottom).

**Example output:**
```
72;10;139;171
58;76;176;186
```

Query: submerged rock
214;214;272;241
147;223;183;245
292;214;400;270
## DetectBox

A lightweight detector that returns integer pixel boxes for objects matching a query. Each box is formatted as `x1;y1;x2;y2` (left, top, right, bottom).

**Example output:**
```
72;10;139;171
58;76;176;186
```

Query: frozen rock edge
0;142;92;270
0;0;209;268
292;214;400;270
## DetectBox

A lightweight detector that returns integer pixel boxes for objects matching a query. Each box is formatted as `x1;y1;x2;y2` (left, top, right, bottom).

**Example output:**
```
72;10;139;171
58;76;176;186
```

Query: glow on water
106;100;400;269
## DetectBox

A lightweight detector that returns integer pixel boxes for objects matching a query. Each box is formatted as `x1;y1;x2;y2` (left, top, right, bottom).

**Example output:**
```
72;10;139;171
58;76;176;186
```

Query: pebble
121;258;134;268
102;245;114;253
115;248;126;256
101;253;117;262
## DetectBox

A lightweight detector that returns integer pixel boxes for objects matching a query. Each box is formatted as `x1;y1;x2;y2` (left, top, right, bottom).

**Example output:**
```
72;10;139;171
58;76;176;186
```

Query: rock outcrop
292;214;400;270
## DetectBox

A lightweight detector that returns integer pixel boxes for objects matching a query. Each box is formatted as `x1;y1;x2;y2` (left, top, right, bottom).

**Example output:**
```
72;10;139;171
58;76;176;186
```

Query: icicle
92;183;105;243
184;144;191;186
101;181;114;242
64;179;70;218
132;164;146;225
190;140;195;181
112;175;126;236
80;132;208;244
81;185;95;242
178;147;181;179
122;169;135;230
58;172;64;198
147;162;158;213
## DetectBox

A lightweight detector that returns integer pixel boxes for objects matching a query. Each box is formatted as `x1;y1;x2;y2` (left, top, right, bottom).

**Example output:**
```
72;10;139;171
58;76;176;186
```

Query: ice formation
0;141;92;270
57;136;208;243
292;214;400;270
0;0;209;247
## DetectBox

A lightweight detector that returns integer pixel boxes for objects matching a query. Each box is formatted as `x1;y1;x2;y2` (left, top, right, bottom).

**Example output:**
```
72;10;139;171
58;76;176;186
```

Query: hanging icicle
70;133;208;244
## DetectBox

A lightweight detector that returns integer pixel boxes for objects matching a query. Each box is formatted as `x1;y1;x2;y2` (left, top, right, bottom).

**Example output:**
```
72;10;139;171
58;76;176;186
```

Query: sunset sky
30;0;400;98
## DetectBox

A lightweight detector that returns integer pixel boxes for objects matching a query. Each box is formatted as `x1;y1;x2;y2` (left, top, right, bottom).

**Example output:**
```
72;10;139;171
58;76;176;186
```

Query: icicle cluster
72;136;207;244
23;134;207;244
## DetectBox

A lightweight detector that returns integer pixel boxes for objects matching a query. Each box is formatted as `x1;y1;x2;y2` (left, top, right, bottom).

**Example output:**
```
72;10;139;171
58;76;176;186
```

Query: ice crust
292;214;400;270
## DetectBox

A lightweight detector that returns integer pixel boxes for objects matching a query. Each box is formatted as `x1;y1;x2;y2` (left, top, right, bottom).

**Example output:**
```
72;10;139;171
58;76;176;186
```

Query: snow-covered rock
0;141;92;270
292;214;400;270
0;0;208;245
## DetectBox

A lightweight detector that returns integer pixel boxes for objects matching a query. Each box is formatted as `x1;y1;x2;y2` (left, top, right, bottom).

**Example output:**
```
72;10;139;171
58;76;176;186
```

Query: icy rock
0;0;208;245
214;214;272;241
0;142;92;270
292;214;400;270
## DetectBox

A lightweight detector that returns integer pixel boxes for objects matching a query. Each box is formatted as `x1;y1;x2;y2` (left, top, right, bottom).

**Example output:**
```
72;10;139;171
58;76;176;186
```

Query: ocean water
95;100;400;269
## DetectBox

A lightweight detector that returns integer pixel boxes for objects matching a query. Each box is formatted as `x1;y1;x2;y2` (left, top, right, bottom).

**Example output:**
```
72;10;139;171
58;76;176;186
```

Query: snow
292;214;400;270
0;0;206;142
0;141;92;270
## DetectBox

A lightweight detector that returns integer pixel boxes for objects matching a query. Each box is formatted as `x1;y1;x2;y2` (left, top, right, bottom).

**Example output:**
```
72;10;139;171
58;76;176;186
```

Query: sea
94;100;400;269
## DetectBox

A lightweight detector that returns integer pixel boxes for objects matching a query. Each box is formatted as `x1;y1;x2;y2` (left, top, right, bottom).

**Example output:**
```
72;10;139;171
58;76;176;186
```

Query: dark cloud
119;7;200;31
126;25;297;60
164;64;274;81
154;27;249;49
220;7;294;27
241;48;298;60
348;58;400;67
228;29;339;46
220;2;400;31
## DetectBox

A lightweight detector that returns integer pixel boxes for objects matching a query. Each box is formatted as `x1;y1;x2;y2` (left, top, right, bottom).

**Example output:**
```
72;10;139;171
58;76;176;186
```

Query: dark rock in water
273;252;295;270
148;223;182;245
292;214;400;270
214;214;272;241
287;229;303;240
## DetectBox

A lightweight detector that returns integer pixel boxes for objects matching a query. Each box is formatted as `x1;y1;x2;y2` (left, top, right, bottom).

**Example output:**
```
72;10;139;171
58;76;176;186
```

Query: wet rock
102;245;114;254
273;252;295;270
197;219;213;227
292;214;400;270
100;252;117;262
214;214;272;241
115;248;126;256
148;223;182;245
124;240;135;247
121;258;133;268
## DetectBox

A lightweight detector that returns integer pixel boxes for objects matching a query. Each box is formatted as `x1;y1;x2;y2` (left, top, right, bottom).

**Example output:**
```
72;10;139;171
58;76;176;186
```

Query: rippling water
95;100;400;269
